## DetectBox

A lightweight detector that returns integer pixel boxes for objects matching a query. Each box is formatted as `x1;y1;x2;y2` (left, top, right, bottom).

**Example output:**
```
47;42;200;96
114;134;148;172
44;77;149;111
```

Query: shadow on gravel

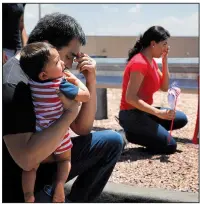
173;136;192;144
119;147;183;163
119;147;154;162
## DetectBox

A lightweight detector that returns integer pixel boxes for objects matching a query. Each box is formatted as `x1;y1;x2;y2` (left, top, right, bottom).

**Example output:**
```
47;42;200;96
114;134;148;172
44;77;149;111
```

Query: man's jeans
35;130;124;202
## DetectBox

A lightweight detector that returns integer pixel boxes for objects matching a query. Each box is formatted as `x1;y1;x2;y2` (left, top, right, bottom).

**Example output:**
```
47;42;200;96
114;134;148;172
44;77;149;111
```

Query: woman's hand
75;53;96;83
156;109;175;120
162;46;170;62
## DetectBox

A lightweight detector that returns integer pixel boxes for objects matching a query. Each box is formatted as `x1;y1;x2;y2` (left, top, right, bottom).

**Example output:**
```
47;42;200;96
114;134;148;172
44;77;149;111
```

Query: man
2;3;28;64
3;13;124;202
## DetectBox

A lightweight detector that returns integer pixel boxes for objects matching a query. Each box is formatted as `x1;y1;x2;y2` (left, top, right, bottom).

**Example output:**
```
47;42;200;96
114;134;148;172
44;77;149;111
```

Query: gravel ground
93;89;199;193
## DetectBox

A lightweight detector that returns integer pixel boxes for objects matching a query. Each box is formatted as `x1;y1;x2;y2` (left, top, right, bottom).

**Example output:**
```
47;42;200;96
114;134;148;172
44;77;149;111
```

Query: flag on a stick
167;83;181;142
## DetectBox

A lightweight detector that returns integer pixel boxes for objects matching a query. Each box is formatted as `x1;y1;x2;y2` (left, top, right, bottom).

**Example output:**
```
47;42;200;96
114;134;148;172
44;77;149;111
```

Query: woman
119;26;188;154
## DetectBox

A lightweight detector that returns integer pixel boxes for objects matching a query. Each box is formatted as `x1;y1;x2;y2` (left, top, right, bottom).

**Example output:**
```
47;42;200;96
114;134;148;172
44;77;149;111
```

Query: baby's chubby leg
22;154;55;202
53;150;71;203
22;164;39;203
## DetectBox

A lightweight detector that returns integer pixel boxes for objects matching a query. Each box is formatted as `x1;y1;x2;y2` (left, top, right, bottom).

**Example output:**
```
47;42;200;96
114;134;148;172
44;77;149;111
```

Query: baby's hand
56;89;80;111
64;70;87;91
64;70;79;86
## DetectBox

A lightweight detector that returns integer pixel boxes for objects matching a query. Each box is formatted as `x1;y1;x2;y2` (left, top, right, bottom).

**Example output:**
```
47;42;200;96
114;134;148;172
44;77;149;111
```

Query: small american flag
168;85;181;110
167;83;181;141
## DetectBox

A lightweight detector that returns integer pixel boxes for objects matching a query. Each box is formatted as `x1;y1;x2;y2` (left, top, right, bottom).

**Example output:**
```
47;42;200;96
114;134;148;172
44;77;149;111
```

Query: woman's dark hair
20;42;54;82
28;13;86;49
127;26;170;62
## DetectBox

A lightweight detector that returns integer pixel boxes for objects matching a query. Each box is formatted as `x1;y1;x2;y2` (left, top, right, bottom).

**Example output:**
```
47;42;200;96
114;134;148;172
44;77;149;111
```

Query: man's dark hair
20;42;54;82
27;13;86;49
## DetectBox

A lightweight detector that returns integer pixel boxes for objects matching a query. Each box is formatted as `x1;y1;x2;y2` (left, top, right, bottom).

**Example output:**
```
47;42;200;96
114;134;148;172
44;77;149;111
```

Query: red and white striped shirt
29;77;73;155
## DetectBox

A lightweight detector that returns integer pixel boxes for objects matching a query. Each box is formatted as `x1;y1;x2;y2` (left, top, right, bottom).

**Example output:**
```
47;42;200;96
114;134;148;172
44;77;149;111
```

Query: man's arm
3;89;79;171
70;54;97;135
19;14;28;47
3;51;8;64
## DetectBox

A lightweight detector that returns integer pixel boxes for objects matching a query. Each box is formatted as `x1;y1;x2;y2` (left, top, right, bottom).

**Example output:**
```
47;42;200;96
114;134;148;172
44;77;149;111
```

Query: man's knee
99;130;124;151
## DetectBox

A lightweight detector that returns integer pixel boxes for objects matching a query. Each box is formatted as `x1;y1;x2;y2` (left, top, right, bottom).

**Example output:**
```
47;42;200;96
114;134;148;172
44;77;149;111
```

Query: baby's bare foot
24;192;35;203
52;183;65;203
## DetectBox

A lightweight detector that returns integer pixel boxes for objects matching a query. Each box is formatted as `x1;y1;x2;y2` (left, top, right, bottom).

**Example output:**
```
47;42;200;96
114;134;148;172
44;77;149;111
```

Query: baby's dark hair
20;42;54;82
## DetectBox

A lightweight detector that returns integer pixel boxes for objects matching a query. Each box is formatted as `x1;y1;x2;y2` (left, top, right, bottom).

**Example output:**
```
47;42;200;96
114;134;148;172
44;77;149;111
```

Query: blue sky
24;3;198;36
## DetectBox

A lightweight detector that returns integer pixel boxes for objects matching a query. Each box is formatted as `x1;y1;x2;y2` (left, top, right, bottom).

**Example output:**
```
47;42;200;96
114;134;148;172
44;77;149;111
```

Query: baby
20;42;90;202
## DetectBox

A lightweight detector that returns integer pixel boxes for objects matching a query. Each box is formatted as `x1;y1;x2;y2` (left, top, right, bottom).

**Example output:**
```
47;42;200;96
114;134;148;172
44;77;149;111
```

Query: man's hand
75;53;96;83
3;51;8;64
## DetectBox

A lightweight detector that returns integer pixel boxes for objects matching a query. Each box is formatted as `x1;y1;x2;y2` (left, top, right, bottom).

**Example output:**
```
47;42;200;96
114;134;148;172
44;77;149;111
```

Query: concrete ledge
74;74;198;91
72;58;199;74
64;179;198;203
34;178;198;203
97;182;198;203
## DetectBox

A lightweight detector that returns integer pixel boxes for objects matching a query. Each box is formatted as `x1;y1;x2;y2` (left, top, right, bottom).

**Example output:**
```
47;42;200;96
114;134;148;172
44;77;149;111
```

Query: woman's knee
167;137;177;154
167;144;177;154
147;142;177;154
175;111;188;128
